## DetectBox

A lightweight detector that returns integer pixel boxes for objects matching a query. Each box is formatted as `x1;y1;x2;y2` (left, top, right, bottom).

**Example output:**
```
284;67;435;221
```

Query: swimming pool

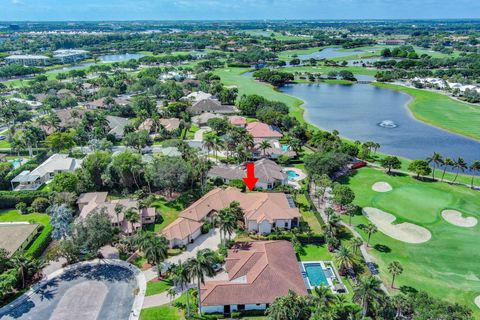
281;144;290;152
304;263;329;287
10;159;22;169
286;170;299;181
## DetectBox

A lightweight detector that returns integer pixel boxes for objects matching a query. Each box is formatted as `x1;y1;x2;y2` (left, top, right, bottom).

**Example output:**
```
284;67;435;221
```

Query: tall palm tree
125;208;140;235
452;157;467;183
353;276;383;317
12;254;45;289
426;152;443;181
441;157;454;182
259;140;271;157
311;284;335;311
387;261;403;288
335;246;354;276
217;208;236;244
114;203;125;227
134;230;154;253
187;249;216;315
212;135;224;160
167;288;177;306
364;224;377;248
143;236;169;279
350;237;363;255
202;134;215;157
469;160;480;189
171;261;192;317
345;204;357;226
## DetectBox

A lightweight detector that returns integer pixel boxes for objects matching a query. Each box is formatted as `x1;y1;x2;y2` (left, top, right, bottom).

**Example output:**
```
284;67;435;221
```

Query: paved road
0;263;138;320
193;126;211;141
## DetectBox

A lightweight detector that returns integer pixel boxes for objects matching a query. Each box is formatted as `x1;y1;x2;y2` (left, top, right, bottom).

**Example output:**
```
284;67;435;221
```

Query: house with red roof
246;121;283;143
200;240;308;314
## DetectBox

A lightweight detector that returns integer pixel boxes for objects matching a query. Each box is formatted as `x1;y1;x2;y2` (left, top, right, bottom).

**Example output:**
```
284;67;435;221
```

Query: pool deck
283;167;306;189
299;260;347;294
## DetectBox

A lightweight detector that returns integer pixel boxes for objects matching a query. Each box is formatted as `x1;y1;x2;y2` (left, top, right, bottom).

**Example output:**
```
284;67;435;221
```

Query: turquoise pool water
304;263;328;287
10;159;22;169
286;170;299;181
281;144;289;152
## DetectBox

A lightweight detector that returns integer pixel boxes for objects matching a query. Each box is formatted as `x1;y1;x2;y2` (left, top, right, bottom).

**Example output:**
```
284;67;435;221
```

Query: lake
279;83;480;165
297;47;364;60
98;53;144;62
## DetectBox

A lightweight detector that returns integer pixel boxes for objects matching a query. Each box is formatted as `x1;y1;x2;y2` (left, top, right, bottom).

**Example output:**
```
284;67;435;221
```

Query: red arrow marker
243;162;259;191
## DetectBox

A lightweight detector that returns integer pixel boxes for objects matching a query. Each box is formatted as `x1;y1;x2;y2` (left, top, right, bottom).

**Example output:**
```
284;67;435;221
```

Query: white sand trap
441;210;478;228
475;295;480;309
372;182;392;192
363;207;431;244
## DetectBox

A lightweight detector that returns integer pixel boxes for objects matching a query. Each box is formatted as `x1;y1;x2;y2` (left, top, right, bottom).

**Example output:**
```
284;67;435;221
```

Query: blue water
287;170;299;181
99;53;144;62
11;159;21;169
279;83;480;167
297;47;364;60
304;263;329;287
281;144;289;152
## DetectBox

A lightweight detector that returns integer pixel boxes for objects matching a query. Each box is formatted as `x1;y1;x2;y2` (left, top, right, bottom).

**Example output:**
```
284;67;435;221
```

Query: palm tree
187;249;216;315
114;203;125;227
364;224;377;248
203;134;215;157
387;261;403;288
353;276;383;317
345;204;357;226
452;157;467;183
212;135;224;160
311;284;335;311
426;152;443;181
259;140;271;157
143;236;169;279
217;208;236;244
350;237;363;255
167;288;177;306
441;157;454;182
469;160;480;189
12;254;45;289
171;261;192;317
125;208;140;235
335;246;354;276
134;230;154;252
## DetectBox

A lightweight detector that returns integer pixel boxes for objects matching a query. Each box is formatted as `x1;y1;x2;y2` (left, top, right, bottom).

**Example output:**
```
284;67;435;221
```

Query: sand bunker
441;210;478;228
475;296;480;309
372;182;392;192
363;207;431;244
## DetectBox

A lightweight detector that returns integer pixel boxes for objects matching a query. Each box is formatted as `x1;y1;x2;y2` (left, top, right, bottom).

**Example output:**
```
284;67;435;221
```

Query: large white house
11;154;82;191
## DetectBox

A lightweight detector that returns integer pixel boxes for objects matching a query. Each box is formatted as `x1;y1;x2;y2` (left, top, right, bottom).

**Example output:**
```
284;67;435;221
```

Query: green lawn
140;305;183;320
145;278;174;296
0;209;51;256
373;82;480;141
185;124;199;139
340;167;480;314
295;194;322;234
149;198;183;233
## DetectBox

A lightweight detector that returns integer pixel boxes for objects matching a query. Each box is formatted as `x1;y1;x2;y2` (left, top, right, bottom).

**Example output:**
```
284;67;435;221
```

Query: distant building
5;55;50;66
53;49;89;64
187;98;237;115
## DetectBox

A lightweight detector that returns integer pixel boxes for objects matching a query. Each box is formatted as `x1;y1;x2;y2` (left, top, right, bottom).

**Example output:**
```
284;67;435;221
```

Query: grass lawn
149;198;183;233
0;140;11;149
140;305;183;320
185;124;199;139
295;193;322;234
340;166;480;314
145;278;174;296
373;82;480;141
0;209;51;256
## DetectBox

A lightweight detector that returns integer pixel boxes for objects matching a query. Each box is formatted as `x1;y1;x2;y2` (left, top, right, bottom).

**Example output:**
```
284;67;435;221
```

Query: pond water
297;47;364;60
347;57;400;66
279;83;480;165
46;62;94;74
98;53;144;62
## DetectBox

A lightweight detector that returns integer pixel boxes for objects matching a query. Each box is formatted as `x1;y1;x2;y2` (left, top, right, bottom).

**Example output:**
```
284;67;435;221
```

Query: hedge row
0;190;51;209
26;224;52;258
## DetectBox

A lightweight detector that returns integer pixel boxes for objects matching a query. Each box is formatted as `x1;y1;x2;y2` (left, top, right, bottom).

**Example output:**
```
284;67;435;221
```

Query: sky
1;0;480;21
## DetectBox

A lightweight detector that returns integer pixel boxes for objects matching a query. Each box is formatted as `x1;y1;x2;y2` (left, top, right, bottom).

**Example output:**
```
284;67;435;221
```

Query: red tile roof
201;241;308;306
246;122;283;139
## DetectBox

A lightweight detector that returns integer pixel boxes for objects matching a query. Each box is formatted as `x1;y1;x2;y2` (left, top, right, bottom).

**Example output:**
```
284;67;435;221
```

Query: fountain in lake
378;120;398;128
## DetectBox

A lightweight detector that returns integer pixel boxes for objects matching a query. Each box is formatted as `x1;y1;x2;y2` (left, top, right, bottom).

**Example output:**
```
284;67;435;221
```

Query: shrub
0;191;51;209
31;197;50;213
15;202;28;214
26;225;52;258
